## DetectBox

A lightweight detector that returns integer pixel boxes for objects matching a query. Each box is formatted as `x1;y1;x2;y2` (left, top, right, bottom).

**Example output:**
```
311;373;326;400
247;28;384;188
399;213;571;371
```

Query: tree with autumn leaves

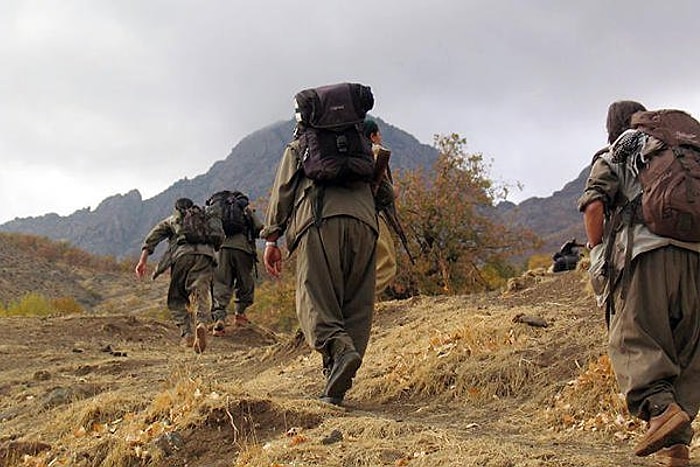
389;133;539;296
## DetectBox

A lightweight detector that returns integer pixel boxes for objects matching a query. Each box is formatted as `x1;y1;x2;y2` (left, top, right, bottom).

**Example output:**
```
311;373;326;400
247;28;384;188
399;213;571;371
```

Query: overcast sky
2;0;700;223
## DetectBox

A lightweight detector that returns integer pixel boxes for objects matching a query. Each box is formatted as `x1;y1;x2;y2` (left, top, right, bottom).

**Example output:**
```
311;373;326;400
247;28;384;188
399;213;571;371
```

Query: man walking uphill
364;118;398;296
261;82;378;406
579;100;700;466
207;190;264;336
135;197;224;353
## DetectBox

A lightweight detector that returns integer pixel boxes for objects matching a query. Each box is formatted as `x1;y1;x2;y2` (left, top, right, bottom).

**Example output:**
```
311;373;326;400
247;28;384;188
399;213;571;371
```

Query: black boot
320;340;361;405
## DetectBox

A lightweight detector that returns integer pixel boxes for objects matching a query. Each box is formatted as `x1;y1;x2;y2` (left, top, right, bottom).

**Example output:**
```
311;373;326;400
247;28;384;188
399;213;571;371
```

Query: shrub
527;253;552;271
0;293;84;317
393;134;540;296
50;296;84;315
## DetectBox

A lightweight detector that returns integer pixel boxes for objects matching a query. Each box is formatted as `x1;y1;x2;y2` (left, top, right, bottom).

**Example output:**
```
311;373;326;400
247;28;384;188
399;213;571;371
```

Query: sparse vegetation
527;253;554;271
3;265;687;467
0;232;131;273
392;134;540;296
0;292;83;317
245;251;297;333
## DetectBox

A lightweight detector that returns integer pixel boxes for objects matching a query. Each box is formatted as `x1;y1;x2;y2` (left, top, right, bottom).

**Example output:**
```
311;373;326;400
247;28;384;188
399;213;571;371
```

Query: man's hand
135;250;149;279
264;245;282;278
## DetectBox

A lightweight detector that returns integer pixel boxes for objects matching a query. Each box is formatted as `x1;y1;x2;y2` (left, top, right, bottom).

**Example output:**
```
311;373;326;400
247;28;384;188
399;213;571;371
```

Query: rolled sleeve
577;157;618;212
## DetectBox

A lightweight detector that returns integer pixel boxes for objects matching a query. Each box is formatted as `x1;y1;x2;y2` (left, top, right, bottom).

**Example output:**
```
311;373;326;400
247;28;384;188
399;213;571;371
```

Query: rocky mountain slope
497;167;589;256
0;118;439;259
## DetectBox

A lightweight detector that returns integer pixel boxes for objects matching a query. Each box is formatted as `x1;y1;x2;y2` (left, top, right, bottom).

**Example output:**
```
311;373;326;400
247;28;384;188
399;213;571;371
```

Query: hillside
0;232;166;312
497;167;589;256
0;118;438;259
2;265;697;466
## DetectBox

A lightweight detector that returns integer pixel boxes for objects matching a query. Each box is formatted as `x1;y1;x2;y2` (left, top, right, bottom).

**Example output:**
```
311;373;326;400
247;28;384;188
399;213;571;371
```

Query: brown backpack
631;109;700;242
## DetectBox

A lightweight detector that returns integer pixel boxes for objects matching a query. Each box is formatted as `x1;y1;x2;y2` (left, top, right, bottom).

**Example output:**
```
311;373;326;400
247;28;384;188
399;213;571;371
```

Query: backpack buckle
336;134;348;153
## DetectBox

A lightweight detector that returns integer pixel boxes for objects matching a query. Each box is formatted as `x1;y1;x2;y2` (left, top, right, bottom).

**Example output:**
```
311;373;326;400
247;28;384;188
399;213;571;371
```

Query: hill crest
0;118;439;259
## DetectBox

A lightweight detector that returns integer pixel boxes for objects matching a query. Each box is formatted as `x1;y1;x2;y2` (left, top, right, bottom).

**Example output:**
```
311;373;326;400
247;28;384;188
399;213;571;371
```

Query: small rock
512;313;548;328
152;431;185;456
33;370;51;381
321;429;343;445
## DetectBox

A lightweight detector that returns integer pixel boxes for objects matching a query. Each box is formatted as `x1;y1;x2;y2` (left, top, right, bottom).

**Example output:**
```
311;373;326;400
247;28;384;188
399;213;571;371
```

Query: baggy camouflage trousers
168;253;214;335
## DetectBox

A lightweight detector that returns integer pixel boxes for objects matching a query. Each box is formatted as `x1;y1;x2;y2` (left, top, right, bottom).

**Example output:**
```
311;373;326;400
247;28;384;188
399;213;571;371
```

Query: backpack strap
611;195;642;315
312;185;325;228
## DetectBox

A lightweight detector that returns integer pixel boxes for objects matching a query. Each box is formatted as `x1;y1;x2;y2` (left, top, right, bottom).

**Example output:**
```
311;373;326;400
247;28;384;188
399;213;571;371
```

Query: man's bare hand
264;245;282;278
135;250;149;279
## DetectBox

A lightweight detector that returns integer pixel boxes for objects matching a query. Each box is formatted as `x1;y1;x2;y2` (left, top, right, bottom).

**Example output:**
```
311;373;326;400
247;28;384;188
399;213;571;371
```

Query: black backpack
206;190;250;236
294;83;375;183
176;204;224;249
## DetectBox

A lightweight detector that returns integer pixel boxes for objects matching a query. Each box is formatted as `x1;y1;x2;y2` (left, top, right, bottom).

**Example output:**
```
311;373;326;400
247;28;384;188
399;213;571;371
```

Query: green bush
0;293;83;317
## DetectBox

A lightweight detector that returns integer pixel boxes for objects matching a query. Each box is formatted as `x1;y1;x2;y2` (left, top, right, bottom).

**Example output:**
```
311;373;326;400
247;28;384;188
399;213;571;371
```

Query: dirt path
1;271;698;466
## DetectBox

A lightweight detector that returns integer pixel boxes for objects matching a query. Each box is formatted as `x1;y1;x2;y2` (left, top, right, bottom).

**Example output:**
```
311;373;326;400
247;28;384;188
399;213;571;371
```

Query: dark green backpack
206;190;250;237
176;204;224;249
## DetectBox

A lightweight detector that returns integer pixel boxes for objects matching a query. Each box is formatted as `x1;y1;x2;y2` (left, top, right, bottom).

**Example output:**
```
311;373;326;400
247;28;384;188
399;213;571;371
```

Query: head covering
606;100;647;144
363;118;379;138
175;197;194;211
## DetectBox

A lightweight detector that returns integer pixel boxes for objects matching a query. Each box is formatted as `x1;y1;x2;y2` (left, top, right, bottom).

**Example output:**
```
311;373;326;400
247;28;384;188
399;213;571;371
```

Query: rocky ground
2;267;698;466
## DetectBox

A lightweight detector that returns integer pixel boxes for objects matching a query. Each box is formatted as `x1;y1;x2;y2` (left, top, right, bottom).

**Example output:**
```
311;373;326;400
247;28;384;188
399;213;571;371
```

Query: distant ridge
0;118;439;259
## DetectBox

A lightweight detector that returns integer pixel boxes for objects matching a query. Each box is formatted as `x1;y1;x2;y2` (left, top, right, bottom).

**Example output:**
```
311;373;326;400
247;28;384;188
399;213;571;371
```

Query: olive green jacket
261;139;378;251
220;207;264;254
142;211;217;279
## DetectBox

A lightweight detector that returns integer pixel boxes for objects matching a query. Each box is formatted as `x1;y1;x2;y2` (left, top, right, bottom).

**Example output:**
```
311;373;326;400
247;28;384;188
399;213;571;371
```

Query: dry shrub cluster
0;292;83;317
19;366;331;467
547;354;640;440
246;254;297;333
0;232;130;273
356;301;549;404
249;416;450;467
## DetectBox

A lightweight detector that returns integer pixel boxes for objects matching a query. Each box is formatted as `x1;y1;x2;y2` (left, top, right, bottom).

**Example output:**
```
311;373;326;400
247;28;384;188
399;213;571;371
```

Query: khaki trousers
609;246;700;422
295;216;377;360
212;247;256;321
168;254;214;334
375;212;397;295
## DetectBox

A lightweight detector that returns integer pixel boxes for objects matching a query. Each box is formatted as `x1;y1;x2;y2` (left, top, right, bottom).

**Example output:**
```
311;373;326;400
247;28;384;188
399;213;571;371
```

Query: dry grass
3;267;689;467
355;299;573;405
547;354;640;439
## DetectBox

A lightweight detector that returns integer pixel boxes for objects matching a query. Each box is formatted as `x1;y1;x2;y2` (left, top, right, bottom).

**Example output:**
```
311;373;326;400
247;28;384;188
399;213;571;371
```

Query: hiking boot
635;403;691;457
319;395;344;406
322;350;361;401
212;319;226;337
193;323;207;354
654;444;690;467
234;313;250;326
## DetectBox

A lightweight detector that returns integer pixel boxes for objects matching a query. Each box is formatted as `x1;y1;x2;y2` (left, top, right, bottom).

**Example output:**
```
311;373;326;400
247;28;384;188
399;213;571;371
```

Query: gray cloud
2;0;700;222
